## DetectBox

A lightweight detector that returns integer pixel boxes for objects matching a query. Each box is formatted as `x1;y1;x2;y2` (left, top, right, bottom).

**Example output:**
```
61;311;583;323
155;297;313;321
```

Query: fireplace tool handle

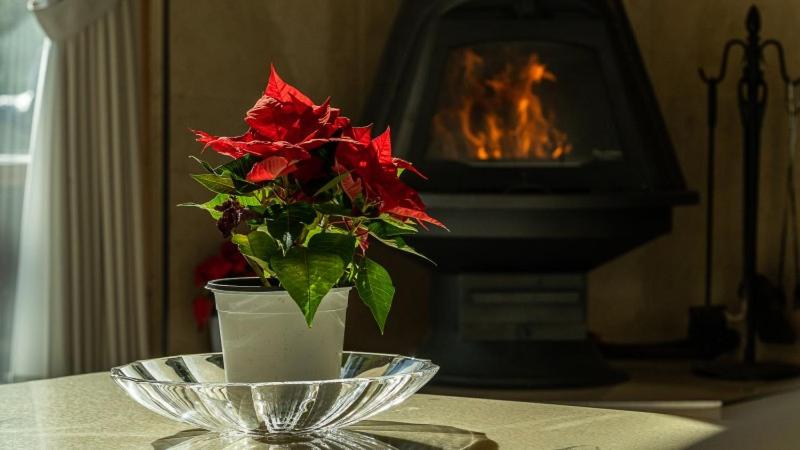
699;38;743;310
702;79;717;309
694;5;800;380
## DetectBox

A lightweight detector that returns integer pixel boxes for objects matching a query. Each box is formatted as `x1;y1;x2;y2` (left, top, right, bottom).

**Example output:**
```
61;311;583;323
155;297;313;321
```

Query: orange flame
432;48;572;161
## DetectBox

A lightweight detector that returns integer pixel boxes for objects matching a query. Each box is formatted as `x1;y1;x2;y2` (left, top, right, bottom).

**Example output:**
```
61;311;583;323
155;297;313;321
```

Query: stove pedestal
420;272;627;388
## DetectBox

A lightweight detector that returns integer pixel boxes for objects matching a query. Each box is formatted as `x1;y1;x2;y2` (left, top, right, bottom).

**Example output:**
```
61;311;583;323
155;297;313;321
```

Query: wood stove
365;0;696;387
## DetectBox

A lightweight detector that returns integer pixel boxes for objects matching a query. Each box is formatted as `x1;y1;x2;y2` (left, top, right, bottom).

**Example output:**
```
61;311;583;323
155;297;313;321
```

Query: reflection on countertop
152;421;498;449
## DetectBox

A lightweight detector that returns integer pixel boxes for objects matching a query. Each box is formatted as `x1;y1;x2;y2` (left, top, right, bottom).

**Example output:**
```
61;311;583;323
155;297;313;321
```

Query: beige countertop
0;372;725;449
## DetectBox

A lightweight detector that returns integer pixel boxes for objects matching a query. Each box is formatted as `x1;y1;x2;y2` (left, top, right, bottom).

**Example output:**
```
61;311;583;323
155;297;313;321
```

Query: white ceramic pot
206;277;350;383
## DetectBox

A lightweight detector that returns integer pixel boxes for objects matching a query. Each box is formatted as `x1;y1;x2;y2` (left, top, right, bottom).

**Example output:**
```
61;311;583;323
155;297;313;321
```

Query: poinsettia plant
181;65;445;331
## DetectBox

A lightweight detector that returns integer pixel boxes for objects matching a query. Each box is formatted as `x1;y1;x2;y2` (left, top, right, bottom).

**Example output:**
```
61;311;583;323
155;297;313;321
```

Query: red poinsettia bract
192;64;443;229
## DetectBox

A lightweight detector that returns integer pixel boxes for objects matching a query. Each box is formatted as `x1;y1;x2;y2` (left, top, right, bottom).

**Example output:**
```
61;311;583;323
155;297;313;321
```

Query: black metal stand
695;6;800;380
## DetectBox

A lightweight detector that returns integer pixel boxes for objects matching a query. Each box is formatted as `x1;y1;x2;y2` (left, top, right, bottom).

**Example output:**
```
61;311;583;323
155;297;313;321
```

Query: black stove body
364;0;696;387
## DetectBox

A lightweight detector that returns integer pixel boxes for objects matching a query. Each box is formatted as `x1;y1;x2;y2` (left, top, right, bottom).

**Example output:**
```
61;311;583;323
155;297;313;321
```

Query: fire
432;48;572;161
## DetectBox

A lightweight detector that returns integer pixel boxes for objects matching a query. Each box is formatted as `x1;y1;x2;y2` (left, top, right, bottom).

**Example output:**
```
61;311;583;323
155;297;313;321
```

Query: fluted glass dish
110;352;438;436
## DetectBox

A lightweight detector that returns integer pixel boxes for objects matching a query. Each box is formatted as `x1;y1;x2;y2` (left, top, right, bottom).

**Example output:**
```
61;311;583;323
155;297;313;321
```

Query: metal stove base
421;335;627;388
419;272;627;388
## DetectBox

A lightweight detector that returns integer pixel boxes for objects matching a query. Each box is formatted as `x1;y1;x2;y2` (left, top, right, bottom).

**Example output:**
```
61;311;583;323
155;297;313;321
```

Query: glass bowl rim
109;351;439;388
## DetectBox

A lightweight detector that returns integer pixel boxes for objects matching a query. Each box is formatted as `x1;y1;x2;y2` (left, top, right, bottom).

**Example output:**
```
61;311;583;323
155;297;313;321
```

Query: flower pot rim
206;276;353;294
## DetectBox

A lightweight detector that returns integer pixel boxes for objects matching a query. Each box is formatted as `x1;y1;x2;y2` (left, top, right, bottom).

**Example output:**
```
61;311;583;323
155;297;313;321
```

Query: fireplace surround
365;0;696;387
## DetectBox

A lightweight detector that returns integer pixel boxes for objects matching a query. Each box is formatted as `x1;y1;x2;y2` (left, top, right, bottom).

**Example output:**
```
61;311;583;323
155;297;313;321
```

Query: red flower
247;155;298;182
193;296;214;330
335;127;444;228
192;65;351;183
292;156;326;183
195;239;253;285
191;243;254;330
219;241;249;275
194;254;233;287
191;63;443;230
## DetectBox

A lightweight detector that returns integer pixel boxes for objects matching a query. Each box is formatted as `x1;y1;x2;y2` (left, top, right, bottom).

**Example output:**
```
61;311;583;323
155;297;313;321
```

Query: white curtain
0;0;46;383
10;0;149;380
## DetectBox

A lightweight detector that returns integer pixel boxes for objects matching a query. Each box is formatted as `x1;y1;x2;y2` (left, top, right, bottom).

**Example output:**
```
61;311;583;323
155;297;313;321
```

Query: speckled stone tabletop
0;373;723;449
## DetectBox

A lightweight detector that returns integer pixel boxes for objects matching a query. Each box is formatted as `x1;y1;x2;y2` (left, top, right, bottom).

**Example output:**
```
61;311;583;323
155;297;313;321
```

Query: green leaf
309;233;356;265
232;178;262;193
178;193;229;219
242;254;272;278
232;230;280;261
216;154;258;179
265;203;317;250
271;247;345;325
355;258;395;333
232;230;280;277
366;219;434;264
313;202;356;217
191;173;238;194
301;226;322;246
313;171;350;197
237;195;263;208
372;216;418;236
179;193;263;220
191;156;261;194
189;155;217;174
368;230;435;265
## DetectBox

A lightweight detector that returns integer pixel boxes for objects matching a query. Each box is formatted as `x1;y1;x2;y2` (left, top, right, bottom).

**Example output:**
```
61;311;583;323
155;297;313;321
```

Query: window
0;0;46;382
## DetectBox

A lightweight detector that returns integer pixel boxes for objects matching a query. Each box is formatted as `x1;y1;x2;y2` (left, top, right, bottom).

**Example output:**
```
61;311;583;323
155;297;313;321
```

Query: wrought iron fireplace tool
695;5;800;380
777;84;800;310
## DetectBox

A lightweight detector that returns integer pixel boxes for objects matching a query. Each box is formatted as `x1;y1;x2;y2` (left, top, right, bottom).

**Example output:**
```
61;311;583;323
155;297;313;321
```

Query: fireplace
431;44;576;163
365;0;696;387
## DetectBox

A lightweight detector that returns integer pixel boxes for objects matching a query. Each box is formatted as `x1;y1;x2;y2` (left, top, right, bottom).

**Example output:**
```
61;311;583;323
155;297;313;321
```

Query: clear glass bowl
110;352;438;436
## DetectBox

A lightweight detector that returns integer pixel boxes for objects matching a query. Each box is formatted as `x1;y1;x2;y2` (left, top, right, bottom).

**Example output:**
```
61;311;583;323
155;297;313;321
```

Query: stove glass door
427;42;621;167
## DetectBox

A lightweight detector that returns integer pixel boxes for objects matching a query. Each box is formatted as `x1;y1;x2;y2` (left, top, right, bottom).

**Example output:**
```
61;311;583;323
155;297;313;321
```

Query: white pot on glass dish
206;277;350;383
